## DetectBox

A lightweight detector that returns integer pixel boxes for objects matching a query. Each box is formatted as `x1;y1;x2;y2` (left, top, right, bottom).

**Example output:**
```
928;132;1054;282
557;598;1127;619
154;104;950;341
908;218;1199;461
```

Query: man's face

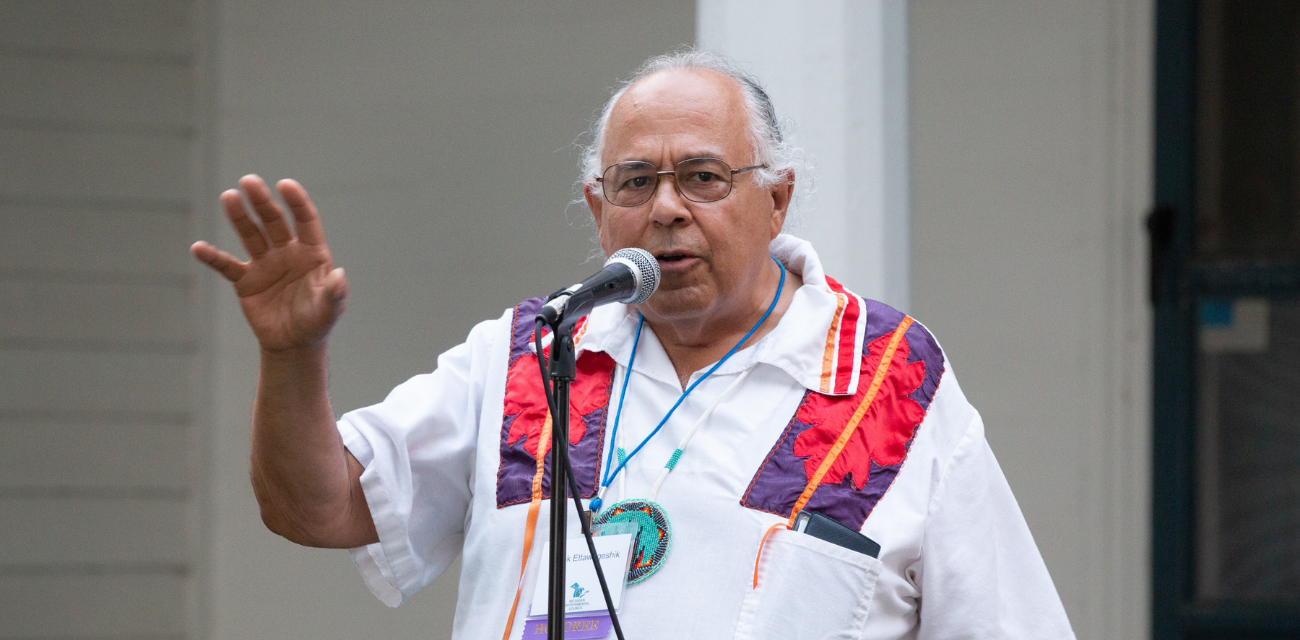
586;69;792;327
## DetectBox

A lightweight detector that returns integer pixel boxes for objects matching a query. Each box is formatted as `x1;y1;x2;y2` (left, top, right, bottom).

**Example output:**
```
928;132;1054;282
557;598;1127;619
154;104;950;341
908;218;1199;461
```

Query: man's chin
639;286;715;321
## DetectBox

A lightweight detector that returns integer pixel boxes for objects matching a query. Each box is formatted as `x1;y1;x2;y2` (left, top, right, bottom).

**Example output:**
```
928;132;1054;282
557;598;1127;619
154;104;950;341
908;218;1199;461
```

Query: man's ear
585;183;604;232
768;170;795;238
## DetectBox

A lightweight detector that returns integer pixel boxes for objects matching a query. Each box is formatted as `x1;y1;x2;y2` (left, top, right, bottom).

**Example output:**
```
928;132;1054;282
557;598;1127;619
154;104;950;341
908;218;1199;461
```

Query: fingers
221;189;270;259
277;179;328;246
240;174;294;247
219;174;323;259
191;241;248;282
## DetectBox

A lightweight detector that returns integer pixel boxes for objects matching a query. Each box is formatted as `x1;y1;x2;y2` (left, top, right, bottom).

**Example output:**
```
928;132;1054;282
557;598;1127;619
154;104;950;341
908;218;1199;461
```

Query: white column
698;0;910;310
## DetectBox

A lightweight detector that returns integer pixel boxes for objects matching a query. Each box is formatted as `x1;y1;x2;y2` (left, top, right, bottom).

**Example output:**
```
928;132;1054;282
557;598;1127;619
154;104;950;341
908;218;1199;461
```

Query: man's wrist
259;342;329;368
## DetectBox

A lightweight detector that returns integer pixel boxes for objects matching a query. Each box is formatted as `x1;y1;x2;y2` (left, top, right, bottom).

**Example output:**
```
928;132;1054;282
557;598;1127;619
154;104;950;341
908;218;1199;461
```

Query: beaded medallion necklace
589;256;786;583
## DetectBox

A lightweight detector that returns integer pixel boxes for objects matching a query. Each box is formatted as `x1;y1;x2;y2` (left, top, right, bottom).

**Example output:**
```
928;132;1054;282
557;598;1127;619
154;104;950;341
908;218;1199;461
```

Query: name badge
524;531;633;639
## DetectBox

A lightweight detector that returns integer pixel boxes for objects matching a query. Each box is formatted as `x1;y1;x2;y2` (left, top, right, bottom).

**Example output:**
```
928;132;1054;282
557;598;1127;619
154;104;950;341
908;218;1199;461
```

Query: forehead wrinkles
602;69;752;165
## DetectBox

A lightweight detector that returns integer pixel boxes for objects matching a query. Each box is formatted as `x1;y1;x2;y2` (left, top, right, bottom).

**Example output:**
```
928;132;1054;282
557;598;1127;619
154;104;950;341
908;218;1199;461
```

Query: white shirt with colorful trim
336;234;1076;640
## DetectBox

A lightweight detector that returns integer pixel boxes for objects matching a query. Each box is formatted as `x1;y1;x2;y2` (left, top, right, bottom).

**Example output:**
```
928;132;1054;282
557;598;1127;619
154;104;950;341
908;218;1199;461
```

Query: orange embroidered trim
501;410;552;640
752;521;790;589
752;315;912;590
789;316;912;526
820;292;847;392
573;316;590;344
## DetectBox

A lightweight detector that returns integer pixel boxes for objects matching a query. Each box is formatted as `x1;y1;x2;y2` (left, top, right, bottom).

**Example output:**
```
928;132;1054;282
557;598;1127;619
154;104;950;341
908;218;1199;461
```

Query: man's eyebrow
614;150;732;165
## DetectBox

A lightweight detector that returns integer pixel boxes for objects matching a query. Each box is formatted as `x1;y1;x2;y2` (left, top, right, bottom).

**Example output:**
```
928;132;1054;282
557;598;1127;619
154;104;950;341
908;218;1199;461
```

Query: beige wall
206;2;694;638
0;1;201;637
910;1;1153;637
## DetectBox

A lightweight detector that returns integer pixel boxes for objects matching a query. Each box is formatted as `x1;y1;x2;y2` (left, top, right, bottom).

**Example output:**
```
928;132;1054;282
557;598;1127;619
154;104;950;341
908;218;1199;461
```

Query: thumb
323;267;348;302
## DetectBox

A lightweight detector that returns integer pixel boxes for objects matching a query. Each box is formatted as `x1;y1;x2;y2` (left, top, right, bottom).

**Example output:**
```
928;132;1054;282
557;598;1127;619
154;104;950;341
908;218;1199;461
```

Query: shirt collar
574;234;868;396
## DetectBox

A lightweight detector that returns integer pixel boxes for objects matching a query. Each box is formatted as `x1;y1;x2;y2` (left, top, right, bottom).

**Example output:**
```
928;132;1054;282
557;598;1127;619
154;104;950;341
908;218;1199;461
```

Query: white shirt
337;235;1075;640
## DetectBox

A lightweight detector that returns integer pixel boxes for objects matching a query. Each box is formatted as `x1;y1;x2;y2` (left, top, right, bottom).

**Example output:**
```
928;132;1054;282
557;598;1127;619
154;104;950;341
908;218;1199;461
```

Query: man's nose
647;174;692;227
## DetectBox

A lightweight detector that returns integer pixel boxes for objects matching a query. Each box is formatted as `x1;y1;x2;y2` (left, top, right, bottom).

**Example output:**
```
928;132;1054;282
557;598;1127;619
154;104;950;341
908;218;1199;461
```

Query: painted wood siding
0;2;198;638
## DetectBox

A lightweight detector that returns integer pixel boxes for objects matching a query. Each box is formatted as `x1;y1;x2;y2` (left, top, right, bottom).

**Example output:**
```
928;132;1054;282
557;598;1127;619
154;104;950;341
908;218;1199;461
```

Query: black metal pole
547;330;576;640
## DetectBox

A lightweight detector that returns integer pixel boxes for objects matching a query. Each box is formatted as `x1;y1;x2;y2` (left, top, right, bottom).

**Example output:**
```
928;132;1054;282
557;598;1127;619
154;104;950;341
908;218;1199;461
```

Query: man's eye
693;172;720;182
625;176;650;188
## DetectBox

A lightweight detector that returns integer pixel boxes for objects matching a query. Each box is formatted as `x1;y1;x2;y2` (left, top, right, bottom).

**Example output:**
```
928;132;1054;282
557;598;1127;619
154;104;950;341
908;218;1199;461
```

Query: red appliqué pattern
503;347;615;456
496;298;616;508
740;298;943;531
792;332;926;490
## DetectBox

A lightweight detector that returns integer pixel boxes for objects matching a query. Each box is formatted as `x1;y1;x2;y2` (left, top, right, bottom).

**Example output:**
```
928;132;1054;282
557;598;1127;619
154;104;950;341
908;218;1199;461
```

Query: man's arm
250;345;378;548
192;175;378;548
915;410;1074;639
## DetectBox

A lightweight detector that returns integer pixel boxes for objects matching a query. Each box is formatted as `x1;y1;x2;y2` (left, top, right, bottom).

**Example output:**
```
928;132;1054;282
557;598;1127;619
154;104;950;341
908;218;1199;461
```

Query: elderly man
192;51;1073;639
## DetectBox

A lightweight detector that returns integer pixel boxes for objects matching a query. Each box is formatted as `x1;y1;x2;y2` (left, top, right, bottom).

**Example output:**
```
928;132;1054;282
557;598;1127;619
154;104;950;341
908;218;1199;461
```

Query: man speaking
191;51;1074;639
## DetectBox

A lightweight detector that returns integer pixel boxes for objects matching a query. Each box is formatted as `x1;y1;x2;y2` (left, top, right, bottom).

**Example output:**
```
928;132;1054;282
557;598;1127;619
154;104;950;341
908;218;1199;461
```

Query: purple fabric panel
496;414;535;506
497;413;603;507
498;298;542;507
498;297;545;507
861;299;945;410
861;460;902;501
497;294;610;508
571;406;607;497
741;408;905;531
862;299;906;345
740;298;945;530
509;297;546;364
803;461;900;531
903;321;944;410
741;405;815;519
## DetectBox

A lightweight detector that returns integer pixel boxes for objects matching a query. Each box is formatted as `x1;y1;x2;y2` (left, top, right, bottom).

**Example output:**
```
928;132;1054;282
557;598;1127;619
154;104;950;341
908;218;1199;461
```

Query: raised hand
191;175;348;353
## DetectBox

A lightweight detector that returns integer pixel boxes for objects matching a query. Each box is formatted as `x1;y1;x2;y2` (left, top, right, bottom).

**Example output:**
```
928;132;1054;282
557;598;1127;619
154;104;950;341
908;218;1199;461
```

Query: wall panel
910;0;1153;637
0;278;192;346
0;350;191;416
0;497;188;566
0;574;186;638
0;0;193;57
0;205;191;276
0;55;192;130
0;2;201;638
0;422;188;488
0;129;190;203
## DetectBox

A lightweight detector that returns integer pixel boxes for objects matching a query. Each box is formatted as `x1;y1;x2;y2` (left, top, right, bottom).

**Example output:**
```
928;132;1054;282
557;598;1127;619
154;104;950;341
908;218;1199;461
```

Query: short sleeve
914;409;1076;639
336;312;505;607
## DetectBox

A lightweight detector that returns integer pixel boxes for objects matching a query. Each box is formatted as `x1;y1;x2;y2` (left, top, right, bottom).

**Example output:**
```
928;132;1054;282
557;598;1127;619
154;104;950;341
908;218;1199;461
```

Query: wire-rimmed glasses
596;158;765;207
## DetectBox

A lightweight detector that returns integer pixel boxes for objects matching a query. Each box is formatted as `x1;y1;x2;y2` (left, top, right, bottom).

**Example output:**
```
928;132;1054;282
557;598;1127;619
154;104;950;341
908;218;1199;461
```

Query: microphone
539;247;660;327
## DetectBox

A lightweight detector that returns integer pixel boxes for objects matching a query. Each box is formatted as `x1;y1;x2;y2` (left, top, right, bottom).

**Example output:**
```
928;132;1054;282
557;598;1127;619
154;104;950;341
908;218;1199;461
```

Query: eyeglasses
596;158;766;207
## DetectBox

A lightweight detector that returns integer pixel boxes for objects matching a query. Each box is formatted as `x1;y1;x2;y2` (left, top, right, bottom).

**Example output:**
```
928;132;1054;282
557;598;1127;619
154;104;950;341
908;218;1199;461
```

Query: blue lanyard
591;255;786;513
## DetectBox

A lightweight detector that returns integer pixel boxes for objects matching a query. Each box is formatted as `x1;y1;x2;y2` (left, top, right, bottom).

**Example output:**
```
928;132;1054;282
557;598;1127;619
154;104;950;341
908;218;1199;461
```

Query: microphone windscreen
607;248;660;304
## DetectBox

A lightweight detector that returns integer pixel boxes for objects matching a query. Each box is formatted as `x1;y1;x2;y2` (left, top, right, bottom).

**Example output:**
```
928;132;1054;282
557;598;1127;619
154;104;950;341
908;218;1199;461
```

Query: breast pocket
733;528;883;640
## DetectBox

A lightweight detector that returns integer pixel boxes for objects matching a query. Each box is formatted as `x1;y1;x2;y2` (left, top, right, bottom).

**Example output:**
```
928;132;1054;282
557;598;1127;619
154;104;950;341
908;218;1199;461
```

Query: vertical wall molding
189;0;219;638
1100;0;1155;637
697;0;911;310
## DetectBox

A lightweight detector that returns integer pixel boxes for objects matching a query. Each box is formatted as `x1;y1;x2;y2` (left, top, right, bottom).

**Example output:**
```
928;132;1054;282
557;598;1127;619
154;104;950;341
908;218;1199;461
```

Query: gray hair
577;49;809;224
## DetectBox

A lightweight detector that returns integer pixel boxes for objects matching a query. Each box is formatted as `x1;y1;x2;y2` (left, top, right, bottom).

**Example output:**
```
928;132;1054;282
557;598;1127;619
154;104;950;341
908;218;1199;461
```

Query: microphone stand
538;314;624;640
546;325;575;640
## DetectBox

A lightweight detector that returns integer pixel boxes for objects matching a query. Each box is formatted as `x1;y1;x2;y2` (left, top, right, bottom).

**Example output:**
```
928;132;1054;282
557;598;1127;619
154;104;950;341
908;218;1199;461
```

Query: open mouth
655;252;695;264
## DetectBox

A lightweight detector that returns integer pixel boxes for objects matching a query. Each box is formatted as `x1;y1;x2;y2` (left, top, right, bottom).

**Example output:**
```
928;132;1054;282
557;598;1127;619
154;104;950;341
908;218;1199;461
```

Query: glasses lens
675;158;733;203
603;162;658;206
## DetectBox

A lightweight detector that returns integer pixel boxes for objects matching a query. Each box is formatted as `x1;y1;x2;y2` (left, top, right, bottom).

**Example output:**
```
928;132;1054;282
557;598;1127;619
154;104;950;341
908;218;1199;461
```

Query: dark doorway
1154;1;1300;638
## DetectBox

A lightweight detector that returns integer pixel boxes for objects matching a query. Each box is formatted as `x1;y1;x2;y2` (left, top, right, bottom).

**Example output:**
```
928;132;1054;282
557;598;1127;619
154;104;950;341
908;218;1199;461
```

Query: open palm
191;175;348;352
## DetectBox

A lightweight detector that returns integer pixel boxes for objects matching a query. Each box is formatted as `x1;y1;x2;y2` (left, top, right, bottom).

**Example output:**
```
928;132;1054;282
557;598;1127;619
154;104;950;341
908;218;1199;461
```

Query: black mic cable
534;319;627;640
